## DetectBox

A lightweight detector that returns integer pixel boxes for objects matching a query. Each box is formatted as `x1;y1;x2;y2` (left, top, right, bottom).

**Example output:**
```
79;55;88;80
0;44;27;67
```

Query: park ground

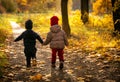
0;22;120;82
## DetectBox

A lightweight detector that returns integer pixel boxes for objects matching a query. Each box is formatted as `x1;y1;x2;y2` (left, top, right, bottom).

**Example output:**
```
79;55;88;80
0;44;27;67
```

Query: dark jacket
14;29;43;49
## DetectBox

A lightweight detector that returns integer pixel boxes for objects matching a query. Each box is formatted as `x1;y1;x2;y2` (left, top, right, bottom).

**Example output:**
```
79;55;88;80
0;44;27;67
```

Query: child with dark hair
43;16;69;69
14;19;43;68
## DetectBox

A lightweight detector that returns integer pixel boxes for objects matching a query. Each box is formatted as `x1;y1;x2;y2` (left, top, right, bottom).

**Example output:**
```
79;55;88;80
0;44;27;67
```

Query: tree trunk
111;0;120;33
61;0;71;37
81;0;89;24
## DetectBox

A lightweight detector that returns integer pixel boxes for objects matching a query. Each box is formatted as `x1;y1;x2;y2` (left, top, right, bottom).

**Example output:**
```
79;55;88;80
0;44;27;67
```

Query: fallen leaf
77;77;85;82
44;74;51;78
65;70;74;75
8;73;14;77
30;74;42;81
98;70;104;73
85;75;93;78
75;66;82;70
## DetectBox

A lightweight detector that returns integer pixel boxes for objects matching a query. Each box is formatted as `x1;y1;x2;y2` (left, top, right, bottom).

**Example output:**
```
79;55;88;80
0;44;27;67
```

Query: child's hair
25;19;33;29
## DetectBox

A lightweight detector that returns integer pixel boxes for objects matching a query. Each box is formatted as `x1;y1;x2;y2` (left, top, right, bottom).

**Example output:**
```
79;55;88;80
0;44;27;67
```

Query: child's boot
26;57;31;68
27;64;31;68
32;58;37;66
59;61;64;70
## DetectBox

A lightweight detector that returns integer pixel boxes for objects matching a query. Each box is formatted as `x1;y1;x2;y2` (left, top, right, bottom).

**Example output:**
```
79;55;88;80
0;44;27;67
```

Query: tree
61;0;71;37
0;0;17;13
0;3;6;13
111;0;120;34
81;0;89;24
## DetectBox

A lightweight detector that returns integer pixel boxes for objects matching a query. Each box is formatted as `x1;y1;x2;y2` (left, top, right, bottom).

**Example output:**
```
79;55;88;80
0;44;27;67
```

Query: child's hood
50;25;61;33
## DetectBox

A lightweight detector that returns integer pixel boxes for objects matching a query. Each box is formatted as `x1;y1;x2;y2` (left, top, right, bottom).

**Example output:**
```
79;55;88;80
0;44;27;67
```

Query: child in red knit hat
43;16;68;69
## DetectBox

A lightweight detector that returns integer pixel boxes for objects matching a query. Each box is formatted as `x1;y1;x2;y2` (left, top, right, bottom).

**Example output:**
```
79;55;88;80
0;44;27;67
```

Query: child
43;16;68;69
14;19;43;68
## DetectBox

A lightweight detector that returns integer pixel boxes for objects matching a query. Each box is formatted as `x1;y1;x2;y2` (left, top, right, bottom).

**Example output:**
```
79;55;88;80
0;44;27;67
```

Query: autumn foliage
0;14;11;77
93;0;112;15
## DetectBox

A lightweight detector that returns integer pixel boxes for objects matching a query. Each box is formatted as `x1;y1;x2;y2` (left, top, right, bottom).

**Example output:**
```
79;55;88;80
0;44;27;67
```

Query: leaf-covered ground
1;22;120;82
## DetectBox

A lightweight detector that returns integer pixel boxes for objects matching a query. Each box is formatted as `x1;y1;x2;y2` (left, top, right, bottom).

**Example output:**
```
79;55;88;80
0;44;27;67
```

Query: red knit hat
50;16;59;26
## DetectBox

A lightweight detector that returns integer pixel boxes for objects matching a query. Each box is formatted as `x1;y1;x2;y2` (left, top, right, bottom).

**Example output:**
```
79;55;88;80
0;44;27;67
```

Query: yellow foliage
16;0;27;5
0;27;8;43
0;14;12;76
93;0;112;15
67;11;116;53
0;14;12;44
0;52;8;67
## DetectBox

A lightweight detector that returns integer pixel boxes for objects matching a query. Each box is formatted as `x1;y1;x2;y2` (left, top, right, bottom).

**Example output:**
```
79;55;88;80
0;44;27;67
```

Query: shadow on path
50;68;74;82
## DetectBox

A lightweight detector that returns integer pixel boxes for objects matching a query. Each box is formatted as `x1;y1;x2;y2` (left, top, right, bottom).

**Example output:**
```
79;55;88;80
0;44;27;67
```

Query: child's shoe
27;64;31;68
32;59;37;66
59;62;64;70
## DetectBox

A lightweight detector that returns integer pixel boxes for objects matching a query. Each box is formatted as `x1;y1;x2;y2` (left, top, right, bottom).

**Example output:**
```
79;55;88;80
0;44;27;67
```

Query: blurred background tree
0;3;6;13
0;0;17;13
81;0;89;24
0;0;74;13
15;0;61;13
93;0;112;15
111;0;120;35
61;0;70;37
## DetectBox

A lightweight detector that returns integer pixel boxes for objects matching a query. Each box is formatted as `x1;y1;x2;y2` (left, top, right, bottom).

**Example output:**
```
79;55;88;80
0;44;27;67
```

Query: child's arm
14;33;23;42
43;32;52;45
36;34;43;44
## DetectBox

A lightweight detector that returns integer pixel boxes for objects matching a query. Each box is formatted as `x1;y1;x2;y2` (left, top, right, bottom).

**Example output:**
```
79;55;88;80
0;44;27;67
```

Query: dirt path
1;22;120;82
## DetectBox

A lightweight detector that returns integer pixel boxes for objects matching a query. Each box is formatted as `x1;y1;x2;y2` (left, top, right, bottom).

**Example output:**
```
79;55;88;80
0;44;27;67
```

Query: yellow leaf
30;74;42;81
77;77;85;82
65;70;74;75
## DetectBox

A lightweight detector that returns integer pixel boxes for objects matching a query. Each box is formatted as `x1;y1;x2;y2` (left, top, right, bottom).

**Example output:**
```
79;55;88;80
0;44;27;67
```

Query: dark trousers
24;48;36;67
51;48;64;64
